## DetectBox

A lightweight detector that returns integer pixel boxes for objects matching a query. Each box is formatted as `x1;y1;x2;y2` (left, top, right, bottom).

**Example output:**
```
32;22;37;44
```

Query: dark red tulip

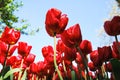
90;50;102;67
18;42;32;58
104;62;112;72
104;16;120;36
0;26;20;45
61;24;82;48
45;8;68;37
112;41;120;54
79;40;92;54
63;45;77;61
98;46;112;62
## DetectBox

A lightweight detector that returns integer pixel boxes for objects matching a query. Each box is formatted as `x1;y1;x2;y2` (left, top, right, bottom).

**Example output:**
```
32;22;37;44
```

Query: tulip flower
90;50;102;67
98;46;112;62
0;26;20;45
18;42;32;58
61;23;82;48
24;53;36;66
79;40;92;55
45;8;68;37
104;16;120;36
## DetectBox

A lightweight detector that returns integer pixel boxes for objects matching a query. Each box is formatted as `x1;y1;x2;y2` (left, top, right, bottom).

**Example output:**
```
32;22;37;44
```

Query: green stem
76;46;90;80
18;59;24;80
53;35;63;80
115;35;120;55
77;64;83;80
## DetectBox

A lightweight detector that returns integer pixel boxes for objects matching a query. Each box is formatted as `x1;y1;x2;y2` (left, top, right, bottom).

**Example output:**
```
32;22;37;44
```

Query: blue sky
15;0;115;62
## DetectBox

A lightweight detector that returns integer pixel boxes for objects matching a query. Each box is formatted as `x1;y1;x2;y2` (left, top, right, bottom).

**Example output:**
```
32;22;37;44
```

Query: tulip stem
115;35;120;55
53;35;63;80
76;46;90;80
18;59;24;80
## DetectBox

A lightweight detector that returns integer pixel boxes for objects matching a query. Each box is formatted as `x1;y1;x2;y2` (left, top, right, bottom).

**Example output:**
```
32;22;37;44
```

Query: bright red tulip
18;42;32;58
6;56;17;66
75;52;83;64
42;45;54;58
24;53;36;66
0;26;20;45
56;39;65;53
45;8;68;37
42;45;61;64
61;24;82;48
0;41;8;56
104;16;120;36
79;40;92;54
8;45;17;56
30;63;38;74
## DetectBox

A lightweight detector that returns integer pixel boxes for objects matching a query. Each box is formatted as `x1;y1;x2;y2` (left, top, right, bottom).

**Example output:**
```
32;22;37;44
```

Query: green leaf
71;70;75;80
110;58;120;80
21;69;27;80
3;68;21;79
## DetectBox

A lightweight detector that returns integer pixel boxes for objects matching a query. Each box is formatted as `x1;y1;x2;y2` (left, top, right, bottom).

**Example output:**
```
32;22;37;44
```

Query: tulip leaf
110;58;120;80
3;68;21;79
21;69;27;80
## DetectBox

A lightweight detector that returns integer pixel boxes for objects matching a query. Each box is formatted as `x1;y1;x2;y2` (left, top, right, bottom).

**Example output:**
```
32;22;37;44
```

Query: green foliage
110;58;120;80
3;68;21;79
0;0;23;27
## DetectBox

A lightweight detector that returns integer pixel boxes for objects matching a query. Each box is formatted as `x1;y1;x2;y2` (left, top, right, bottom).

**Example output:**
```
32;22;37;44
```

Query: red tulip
24;53;36;66
75;52;83;64
79;40;92;54
90;50;102;67
6;56;17;66
42;45;54;58
18;42;32;58
98;46;112;62
56;39;65;53
104;16;120;36
0;26;20;45
61;24;82;48
112;41;120;54
63;45;77;61
30;63;38;74
104;62;112;72
8;45;17;56
88;62;96;71
45;8;68;37
0;41;8;56
42;45;61;64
